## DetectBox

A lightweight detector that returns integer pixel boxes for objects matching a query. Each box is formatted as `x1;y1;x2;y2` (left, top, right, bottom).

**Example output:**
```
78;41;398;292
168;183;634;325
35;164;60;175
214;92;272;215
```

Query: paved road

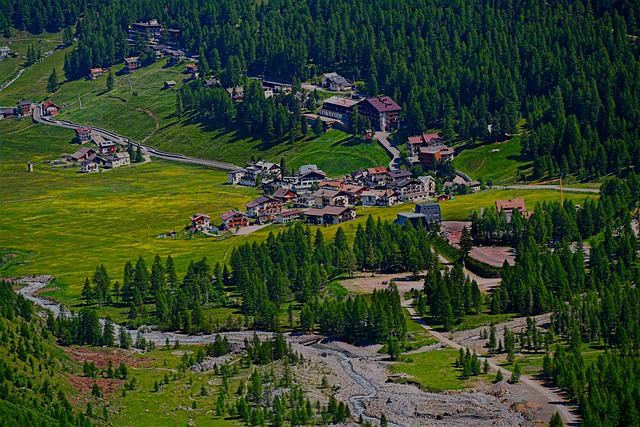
374;131;400;171
33;106;243;171
494;184;599;194
403;300;580;426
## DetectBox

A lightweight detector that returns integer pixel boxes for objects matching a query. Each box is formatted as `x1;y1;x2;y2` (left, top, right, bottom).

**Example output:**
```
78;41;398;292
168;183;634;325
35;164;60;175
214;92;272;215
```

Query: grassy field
0;33;67;105
0;118;594;315
0;30;63;93
453;137;531;183
389;348;482;392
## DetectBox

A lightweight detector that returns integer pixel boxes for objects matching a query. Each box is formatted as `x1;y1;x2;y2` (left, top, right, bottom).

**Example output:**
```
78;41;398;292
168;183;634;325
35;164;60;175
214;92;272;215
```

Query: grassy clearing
0;34;67;105
0;30;63;93
452;310;518;332
389;348;479;392
453;137;531;183
437;188;595;221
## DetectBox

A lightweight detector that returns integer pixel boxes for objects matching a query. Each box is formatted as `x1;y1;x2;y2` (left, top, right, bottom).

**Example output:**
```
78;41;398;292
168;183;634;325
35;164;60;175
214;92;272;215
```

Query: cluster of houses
68;127;130;173
405;132;481;192
1;100;59;120
316;94;402;131
214;160;442;231
120;19;186;74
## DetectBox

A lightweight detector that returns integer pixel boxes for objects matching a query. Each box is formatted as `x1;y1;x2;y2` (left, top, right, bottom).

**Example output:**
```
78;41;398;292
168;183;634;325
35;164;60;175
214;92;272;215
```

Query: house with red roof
43;101;61;117
220;210;250;230
272;187;297;203
191;213;210;231
366;166;393;186
358;96;401;131
407;133;442;157
75;127;92;143
245;195;283;218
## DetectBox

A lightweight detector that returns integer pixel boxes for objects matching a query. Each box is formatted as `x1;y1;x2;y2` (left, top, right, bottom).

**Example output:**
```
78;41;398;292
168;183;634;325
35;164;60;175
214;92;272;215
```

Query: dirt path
403;300;579;426
131;107;160;143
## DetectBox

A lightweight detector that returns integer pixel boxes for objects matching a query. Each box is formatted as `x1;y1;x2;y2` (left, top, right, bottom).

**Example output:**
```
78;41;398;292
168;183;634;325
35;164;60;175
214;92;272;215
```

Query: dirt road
403;300;579;426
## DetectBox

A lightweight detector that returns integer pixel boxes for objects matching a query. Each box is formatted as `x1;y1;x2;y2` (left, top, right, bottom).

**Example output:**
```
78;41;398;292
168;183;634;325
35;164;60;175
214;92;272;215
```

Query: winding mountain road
33;105;243;171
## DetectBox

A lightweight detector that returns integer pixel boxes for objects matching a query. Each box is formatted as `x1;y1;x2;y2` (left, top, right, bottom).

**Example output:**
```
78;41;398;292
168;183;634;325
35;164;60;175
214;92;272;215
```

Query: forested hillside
2;0;640;179
0;282;91;426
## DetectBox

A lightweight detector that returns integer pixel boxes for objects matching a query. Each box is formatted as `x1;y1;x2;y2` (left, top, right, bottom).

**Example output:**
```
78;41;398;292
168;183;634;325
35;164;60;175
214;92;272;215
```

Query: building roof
246;195;279;208
322;72;340;79
419;147;442;155
331;76;352;86
398;212;426;219
75;126;91;134
185;63;198;69
323;96;361;109
220;210;248;221
278;210;303;217
367;166;388;175
341;184;365;194
312;188;344;199
389;178;418;189
17;100;32;106
305;206;351;216
93;134;116;146
273;187;296;198
389;169;412;180
115;152;130;159
165;80;176;85
300;170;327;179
124;57;139;63
363;96;401;113
362;190;385;197
298;164;323;175
191;213;210;220
495;198;527;213
71;146;96;159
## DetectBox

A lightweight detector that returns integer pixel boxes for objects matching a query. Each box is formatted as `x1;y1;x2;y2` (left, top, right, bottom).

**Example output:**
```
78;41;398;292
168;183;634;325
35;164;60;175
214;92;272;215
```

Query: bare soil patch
63;347;153;368
340;272;423;294
67;375;124;395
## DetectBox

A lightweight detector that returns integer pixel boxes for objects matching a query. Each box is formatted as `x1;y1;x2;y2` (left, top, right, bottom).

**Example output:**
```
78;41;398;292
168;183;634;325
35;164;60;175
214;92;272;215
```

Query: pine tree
47;69;58;92
313;116;324;136
549;412;563;427
82;278;93;304
106;71;114;91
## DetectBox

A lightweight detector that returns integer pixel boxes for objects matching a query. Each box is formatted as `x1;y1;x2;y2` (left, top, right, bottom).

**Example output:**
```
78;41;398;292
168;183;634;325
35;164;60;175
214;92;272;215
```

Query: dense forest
3;0;640;177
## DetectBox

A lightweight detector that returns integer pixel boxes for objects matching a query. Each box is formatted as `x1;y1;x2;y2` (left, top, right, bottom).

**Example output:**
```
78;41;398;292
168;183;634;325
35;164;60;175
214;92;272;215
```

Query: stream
311;341;404;427
17;275;405;426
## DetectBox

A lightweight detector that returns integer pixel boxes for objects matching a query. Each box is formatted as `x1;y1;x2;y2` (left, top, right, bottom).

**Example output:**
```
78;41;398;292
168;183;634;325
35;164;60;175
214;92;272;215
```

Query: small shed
164;80;177;89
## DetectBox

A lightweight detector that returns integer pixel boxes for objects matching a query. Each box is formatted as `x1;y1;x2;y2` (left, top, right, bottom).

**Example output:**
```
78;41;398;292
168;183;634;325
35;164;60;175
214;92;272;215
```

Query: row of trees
470;172;640;246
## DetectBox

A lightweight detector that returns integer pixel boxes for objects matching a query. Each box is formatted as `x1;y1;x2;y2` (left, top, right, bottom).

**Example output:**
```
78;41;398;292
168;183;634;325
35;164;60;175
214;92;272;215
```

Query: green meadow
389;348;481;392
0;29;64;94
0;118;595;316
453;137;531;184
